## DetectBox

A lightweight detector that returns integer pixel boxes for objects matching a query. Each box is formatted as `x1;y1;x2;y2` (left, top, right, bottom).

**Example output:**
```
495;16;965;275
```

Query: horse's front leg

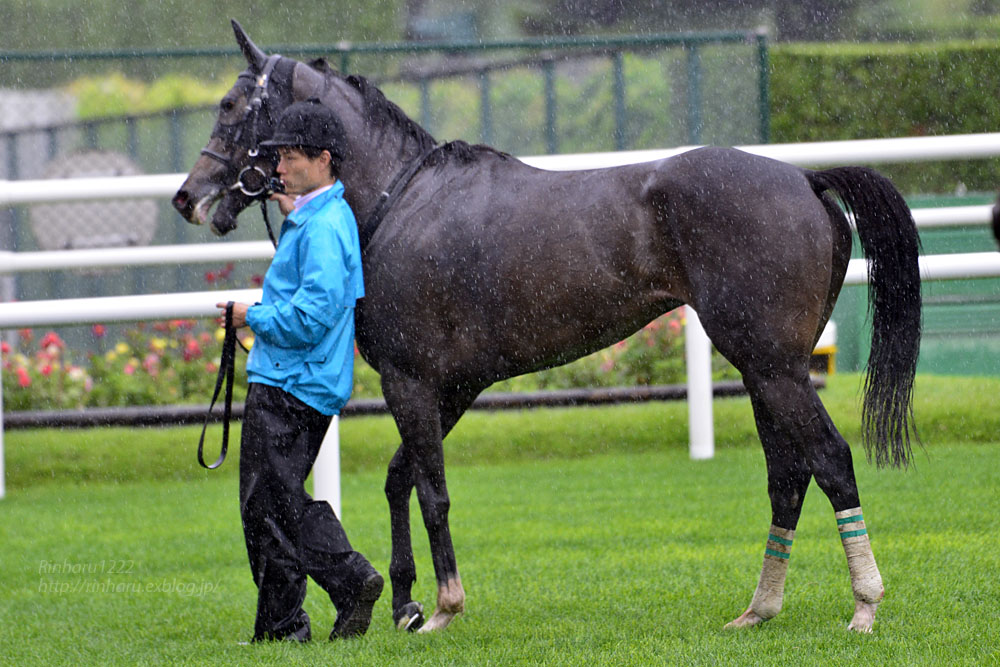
382;370;465;633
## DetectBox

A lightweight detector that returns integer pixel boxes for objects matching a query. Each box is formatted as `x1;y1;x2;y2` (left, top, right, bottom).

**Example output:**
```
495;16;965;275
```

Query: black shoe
251;622;312;643
330;570;383;639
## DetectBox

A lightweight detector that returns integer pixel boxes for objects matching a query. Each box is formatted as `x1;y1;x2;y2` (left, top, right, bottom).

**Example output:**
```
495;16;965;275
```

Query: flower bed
2;307;738;412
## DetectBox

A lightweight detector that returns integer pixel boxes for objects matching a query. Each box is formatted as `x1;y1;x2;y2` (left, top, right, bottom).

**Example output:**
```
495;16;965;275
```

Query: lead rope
197;301;245;469
260;199;278;248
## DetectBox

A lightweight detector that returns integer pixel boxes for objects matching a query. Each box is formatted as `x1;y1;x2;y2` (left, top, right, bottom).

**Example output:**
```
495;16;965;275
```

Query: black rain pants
239;382;362;641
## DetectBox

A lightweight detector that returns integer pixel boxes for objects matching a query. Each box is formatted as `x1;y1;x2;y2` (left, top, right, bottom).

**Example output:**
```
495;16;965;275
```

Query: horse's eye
221;99;236;113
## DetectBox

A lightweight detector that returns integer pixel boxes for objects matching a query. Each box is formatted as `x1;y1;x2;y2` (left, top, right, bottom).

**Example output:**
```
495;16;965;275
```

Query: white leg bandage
836;507;883;604
748;525;794;620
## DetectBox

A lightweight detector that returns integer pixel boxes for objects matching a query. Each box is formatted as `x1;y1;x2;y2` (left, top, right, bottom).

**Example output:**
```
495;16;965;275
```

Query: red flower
16;367;31;387
39;332;65;350
204;271;217;283
183;339;202;361
92;324;107;338
251;274;264;287
19;328;34;343
40;364;53;376
1;341;9;355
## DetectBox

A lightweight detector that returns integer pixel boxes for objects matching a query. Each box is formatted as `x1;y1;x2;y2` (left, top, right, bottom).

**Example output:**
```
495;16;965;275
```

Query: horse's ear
231;19;267;71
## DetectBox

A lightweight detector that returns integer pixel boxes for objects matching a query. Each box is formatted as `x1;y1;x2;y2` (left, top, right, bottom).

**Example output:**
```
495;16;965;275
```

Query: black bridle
201;54;283;196
201;54;284;246
201;53;439;250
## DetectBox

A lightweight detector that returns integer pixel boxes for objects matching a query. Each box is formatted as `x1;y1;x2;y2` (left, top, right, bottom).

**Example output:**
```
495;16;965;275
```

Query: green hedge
771;40;1000;194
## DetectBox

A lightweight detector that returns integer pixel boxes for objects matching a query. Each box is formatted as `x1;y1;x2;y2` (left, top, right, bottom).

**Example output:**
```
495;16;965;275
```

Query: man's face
274;147;332;196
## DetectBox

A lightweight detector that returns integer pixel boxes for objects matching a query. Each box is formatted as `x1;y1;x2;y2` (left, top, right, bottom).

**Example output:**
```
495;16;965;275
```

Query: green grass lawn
0;373;998;664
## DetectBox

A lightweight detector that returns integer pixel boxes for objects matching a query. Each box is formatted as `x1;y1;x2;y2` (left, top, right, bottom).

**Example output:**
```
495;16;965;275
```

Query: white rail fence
3;133;1000;501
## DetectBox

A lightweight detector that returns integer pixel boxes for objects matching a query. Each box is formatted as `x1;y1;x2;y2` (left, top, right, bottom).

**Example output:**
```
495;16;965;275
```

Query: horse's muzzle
171;189;196;221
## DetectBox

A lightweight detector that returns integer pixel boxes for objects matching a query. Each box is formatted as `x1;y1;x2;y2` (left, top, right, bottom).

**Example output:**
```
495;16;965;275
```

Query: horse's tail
807;167;922;468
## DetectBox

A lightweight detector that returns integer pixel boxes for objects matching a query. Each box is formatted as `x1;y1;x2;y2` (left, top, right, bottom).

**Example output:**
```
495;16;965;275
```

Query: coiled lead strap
197;301;239;469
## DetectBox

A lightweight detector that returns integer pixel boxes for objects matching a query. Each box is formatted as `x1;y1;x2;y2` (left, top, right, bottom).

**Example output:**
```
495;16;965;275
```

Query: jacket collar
287;180;344;224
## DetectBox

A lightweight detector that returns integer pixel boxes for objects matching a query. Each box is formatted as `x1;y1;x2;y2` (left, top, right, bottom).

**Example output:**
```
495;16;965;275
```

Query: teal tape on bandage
768;533;793;547
764;548;790;559
840;528;867;539
836;513;863;525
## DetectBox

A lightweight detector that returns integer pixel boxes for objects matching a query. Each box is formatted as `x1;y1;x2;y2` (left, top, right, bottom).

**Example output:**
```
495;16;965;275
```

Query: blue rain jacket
245;181;364;415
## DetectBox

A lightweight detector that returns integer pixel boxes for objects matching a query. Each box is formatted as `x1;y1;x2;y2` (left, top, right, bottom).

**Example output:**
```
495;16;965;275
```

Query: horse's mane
307;58;511;166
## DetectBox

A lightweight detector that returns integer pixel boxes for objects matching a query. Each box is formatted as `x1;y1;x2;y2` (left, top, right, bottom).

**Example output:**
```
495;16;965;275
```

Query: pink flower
16;367;30;387
1;341;9;355
123;363;136;376
143;353;160;375
40;364;53;376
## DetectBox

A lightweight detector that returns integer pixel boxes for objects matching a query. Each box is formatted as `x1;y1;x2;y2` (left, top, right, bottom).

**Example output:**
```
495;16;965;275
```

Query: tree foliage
0;0;407;52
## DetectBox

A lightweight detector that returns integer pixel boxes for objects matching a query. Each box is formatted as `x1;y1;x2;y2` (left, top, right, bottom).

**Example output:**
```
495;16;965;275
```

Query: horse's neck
294;69;425;230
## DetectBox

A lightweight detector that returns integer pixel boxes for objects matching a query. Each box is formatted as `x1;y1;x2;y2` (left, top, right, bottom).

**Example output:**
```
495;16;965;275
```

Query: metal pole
685;44;703;145
479;70;493;146
684;306;714;460
543;59;557;154
612;51;627;151
756;30;770;144
419;78;432;132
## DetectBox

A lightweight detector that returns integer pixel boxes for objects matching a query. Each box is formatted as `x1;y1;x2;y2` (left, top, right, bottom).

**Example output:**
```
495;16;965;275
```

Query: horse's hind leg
724;377;812;629
383;443;424;630
726;369;884;632
381;368;476;633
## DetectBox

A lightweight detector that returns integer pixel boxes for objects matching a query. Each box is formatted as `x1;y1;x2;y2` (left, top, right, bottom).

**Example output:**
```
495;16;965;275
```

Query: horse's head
172;20;296;235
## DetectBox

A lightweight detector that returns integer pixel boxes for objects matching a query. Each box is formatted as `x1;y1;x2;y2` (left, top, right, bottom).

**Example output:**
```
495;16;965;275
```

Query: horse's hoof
847;598;879;633
417;608;460;633
724;608;766;629
393;601;425;632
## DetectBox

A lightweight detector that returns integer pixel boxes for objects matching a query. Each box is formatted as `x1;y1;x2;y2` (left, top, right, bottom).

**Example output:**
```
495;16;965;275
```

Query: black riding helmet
260;98;347;161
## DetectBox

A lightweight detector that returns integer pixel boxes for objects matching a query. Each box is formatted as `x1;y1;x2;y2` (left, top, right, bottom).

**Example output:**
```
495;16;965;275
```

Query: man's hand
216;301;250;328
270;191;296;216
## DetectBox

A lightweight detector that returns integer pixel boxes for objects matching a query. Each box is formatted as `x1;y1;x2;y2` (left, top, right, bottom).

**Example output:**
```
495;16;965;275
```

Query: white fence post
684;306;715;460
0;361;5;499
312;416;342;519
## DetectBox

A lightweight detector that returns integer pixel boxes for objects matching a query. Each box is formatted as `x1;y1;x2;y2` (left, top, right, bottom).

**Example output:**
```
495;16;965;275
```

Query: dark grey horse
174;21;921;634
